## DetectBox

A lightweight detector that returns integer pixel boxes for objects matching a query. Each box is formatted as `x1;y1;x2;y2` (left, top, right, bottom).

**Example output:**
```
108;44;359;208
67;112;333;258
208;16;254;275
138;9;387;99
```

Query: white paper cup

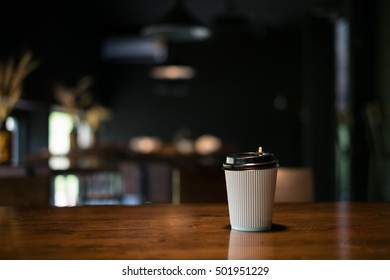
223;150;278;231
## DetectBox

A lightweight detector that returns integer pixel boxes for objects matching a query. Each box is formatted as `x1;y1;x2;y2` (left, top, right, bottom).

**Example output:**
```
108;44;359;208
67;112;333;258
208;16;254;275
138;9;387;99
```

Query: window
49;110;79;206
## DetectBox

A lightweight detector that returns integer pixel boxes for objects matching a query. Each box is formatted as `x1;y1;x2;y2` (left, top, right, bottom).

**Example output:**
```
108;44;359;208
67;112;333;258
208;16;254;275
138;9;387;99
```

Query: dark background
1;0;388;201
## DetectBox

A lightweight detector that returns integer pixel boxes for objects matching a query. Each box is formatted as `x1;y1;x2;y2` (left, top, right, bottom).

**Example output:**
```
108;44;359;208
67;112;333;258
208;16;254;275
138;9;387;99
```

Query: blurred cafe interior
0;0;389;207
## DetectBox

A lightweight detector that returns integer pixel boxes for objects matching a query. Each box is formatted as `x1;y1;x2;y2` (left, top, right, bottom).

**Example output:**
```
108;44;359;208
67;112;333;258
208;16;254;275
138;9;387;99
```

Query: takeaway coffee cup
223;147;279;231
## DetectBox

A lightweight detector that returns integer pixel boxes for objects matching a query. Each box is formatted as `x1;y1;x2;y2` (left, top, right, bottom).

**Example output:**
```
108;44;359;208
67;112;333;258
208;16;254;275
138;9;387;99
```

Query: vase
0;122;13;164
76;117;95;149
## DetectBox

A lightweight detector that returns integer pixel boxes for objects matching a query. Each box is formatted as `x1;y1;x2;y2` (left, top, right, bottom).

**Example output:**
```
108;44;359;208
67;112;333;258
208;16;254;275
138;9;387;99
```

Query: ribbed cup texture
225;168;277;231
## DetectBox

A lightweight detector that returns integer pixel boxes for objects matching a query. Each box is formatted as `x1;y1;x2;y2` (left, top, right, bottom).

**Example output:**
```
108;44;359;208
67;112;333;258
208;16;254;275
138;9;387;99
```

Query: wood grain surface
1;203;389;259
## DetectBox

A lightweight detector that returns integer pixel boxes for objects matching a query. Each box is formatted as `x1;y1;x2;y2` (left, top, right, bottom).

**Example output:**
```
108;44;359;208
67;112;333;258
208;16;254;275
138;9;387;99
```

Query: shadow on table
224;223;288;232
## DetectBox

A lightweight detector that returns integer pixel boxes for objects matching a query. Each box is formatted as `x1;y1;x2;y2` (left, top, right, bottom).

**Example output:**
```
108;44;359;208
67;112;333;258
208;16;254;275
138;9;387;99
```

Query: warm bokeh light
150;65;196;80
194;134;222;155
129;136;162;154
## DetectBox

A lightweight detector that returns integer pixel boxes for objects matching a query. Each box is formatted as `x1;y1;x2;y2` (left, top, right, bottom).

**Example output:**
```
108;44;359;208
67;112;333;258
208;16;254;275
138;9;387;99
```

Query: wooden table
1;203;389;260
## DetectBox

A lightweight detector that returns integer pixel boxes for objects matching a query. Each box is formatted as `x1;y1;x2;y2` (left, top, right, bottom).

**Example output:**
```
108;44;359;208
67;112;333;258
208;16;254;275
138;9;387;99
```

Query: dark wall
0;0;327;183
302;16;336;201
2;0;384;200
1;0;101;160
0;0;101;102
100;26;304;166
1;1;306;167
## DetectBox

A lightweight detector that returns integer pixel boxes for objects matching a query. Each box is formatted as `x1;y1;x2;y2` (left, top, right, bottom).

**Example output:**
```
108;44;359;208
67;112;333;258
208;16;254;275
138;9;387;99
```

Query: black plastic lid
222;151;279;170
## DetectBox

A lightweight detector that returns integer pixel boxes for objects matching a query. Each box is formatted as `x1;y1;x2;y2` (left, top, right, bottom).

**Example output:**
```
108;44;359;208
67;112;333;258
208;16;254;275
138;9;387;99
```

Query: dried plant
0;50;39;123
54;75;94;112
54;75;111;131
85;105;111;131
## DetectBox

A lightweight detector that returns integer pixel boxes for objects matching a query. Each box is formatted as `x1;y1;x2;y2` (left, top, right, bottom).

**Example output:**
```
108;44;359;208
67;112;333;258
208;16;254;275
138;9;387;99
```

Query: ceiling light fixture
150;65;196;80
141;0;211;42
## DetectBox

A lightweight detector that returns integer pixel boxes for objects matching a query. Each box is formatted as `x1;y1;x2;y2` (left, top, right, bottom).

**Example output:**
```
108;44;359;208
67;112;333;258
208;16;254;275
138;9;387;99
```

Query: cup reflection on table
228;230;274;260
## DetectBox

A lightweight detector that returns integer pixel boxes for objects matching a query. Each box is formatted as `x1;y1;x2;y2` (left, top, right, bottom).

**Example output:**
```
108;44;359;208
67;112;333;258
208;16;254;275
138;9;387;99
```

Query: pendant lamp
141;0;211;42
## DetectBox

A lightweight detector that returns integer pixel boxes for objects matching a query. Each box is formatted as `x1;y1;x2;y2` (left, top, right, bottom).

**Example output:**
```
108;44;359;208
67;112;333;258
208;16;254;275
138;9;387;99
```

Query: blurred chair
179;166;227;203
364;101;390;200
0;176;51;207
180;166;314;203
146;162;172;203
119;161;172;204
275;167;314;203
